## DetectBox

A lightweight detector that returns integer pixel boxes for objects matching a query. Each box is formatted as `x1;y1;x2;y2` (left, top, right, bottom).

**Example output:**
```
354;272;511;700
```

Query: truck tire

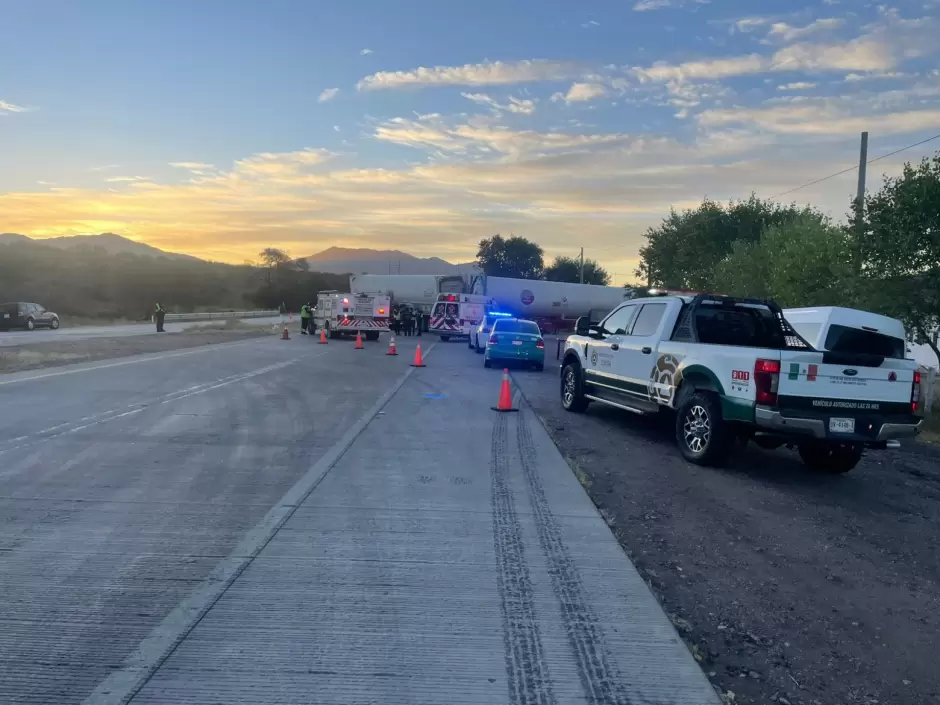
561;362;589;413
798;442;863;474
675;390;733;466
365;331;380;342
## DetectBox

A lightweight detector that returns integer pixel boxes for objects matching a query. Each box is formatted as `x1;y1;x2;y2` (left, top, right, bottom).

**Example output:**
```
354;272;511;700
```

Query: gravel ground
511;362;940;705
0;327;272;374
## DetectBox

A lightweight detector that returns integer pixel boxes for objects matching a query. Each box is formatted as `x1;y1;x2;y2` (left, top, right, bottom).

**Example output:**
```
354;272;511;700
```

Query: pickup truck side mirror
575;316;591;336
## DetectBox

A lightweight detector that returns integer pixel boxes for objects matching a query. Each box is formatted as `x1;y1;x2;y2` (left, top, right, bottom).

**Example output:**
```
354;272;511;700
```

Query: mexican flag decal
788;363;818;381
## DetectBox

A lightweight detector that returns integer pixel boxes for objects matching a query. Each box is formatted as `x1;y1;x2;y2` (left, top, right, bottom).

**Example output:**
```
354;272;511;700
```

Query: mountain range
0;234;477;275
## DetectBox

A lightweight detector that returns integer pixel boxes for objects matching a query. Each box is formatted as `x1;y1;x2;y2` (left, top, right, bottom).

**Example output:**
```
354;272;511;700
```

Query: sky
1;0;939;281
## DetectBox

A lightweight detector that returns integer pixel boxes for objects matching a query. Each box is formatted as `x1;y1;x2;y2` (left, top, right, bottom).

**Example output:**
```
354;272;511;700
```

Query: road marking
82;342;435;705
0;338;270;387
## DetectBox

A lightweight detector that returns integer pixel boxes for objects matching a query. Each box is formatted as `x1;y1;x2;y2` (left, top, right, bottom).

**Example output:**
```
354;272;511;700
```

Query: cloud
698;103;940;135
318;87;340;103
730;17;772;34
581;20;600;28
105;176;152;183
766;18;844;43
553;82;608;103
233;148;333;178
633;54;767;82
633;0;709;11
360;48;373;55
357;59;578;90
0;100;30;113
461;92;537;114
170;162;215;170
89;164;121;172
777;81;817;90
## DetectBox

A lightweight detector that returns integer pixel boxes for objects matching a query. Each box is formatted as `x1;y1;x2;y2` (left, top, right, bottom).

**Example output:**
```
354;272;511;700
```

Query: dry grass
919;413;940;445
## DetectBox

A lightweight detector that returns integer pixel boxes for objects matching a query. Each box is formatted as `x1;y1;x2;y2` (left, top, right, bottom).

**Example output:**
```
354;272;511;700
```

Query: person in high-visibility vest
154;302;166;332
300;302;311;335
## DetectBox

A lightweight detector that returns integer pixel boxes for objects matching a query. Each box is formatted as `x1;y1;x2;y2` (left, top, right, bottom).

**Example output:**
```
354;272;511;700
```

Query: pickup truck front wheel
675;391;732;466
798;442;863;474
561;362;589;413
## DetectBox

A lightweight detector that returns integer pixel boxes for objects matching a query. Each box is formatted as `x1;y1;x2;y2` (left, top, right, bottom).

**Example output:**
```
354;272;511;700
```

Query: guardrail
163;310;279;322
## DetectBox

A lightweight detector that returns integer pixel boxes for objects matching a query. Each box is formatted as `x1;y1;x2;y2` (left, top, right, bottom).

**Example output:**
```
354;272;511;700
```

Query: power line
770;132;940;200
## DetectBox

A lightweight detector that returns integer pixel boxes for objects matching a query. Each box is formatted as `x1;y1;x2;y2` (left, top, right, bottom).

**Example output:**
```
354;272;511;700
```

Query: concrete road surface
0;316;283;347
0;337;718;705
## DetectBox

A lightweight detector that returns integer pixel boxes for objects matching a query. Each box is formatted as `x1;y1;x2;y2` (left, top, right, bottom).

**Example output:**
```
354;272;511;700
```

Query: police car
560;291;922;472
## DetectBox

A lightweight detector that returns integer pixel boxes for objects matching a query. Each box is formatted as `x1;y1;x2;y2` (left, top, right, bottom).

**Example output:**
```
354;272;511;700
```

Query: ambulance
429;293;495;341
314;291;390;340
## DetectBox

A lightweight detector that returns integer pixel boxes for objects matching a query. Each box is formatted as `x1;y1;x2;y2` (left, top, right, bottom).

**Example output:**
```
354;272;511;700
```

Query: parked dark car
0;302;60;331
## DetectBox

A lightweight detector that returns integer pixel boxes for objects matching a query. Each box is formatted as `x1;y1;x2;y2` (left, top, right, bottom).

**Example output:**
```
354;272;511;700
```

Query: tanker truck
468;275;631;333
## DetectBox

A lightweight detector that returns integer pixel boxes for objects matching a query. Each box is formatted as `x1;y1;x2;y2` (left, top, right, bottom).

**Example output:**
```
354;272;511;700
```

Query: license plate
829;417;855;434
512;340;523;346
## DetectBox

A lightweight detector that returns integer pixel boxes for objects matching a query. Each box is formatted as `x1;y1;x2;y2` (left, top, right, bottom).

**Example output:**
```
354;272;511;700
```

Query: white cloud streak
0;100;30;113
318;87;340;103
357;59;579;90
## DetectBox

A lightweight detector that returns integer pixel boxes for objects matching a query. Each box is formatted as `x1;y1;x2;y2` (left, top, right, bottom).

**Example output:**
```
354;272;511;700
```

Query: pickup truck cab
560;292;922;472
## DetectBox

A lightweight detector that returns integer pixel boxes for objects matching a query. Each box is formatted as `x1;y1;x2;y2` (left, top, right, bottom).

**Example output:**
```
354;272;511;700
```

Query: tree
860;152;940;363
476;234;544;279
543;255;611;285
712;215;857;308
637;195;824;290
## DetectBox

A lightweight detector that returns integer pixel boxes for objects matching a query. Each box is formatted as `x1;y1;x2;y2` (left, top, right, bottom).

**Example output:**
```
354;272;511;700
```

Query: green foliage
860;153;940;360
637;195;824;289
0;240;347;319
476;234;544;279
543;255;611;285
712;216;856;307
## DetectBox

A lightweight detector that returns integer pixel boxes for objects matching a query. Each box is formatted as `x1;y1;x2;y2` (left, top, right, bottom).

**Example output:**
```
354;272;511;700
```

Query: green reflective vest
300;305;311;319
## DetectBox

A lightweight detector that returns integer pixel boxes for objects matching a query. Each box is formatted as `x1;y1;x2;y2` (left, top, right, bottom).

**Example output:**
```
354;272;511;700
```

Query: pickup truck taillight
912;370;921;413
755;358;780;406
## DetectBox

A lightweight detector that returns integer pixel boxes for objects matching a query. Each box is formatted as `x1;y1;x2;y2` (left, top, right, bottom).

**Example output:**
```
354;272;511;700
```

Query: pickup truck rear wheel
675;391;733;466
561;362;589;413
798;442;863;474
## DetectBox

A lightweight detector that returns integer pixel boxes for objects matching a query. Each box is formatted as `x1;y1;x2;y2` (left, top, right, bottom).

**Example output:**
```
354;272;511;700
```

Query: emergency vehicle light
342;298;349;305
489;311;512;317
378;308;386;315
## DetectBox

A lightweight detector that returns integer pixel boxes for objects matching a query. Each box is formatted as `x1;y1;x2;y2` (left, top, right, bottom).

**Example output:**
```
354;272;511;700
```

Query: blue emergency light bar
489;311;513;317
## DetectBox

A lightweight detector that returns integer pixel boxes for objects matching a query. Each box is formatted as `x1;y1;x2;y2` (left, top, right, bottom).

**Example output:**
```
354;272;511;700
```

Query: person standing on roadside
402;308;412;337
300;302;311;335
154;302;166;332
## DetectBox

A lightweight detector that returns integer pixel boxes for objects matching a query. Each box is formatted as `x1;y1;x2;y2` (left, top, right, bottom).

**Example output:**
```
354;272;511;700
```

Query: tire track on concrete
516;408;650;705
490;413;557;705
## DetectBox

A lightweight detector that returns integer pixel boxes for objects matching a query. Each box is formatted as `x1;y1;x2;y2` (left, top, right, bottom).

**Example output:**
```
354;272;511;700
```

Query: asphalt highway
0;316;283;347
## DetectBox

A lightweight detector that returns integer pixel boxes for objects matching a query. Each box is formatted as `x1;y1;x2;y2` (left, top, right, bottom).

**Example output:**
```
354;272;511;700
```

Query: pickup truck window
824;324;905;359
630;303;667;337
602;305;637;335
693;305;784;348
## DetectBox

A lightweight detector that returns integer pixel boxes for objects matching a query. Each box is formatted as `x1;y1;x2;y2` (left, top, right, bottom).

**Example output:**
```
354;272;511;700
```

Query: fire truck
314;291;390;340
429;293;495;341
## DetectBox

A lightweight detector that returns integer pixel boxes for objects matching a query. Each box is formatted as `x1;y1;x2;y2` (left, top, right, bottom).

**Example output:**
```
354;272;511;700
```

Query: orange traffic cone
318;328;328;344
386;336;398;356
282;326;290;340
354;331;364;350
410;343;426;367
492;369;518;412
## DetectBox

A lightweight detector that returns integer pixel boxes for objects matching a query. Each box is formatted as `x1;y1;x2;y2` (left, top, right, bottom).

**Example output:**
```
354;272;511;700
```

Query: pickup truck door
584;304;638;396
616;302;670;403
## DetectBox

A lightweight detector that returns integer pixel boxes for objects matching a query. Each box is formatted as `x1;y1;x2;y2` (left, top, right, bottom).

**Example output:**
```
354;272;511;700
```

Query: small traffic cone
492;369;519;412
354;331;364;350
281;326;290;340
318;328;328;344
386;336;398;356
410;343;426;367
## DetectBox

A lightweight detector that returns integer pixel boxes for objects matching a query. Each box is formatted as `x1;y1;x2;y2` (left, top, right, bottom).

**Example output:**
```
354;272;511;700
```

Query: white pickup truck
560;292;923;472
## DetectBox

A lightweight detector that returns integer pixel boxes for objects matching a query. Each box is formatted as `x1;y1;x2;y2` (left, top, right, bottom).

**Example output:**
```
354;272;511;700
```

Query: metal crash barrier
163;310;279;322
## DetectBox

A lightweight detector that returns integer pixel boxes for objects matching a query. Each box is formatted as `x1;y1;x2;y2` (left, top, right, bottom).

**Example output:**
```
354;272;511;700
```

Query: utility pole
855;131;869;274
579;247;584;284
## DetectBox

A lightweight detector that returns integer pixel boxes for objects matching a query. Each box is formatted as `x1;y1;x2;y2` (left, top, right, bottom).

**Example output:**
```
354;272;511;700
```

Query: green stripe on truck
721;395;756;423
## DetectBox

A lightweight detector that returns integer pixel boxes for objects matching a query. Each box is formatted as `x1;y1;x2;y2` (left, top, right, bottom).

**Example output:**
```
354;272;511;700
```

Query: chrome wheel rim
683;404;710;453
563;368;576;406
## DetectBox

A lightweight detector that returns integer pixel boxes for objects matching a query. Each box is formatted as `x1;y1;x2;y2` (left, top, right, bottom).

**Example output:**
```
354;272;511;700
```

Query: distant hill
302;246;479;276
0;233;200;261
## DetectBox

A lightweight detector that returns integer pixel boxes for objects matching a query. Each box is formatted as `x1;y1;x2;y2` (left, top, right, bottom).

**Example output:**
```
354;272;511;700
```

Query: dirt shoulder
0;327;271;374
512;366;940;705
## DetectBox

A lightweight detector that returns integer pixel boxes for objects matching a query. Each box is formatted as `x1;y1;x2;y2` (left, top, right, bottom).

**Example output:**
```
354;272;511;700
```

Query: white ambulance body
429;293;495;341
315;291;390;341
